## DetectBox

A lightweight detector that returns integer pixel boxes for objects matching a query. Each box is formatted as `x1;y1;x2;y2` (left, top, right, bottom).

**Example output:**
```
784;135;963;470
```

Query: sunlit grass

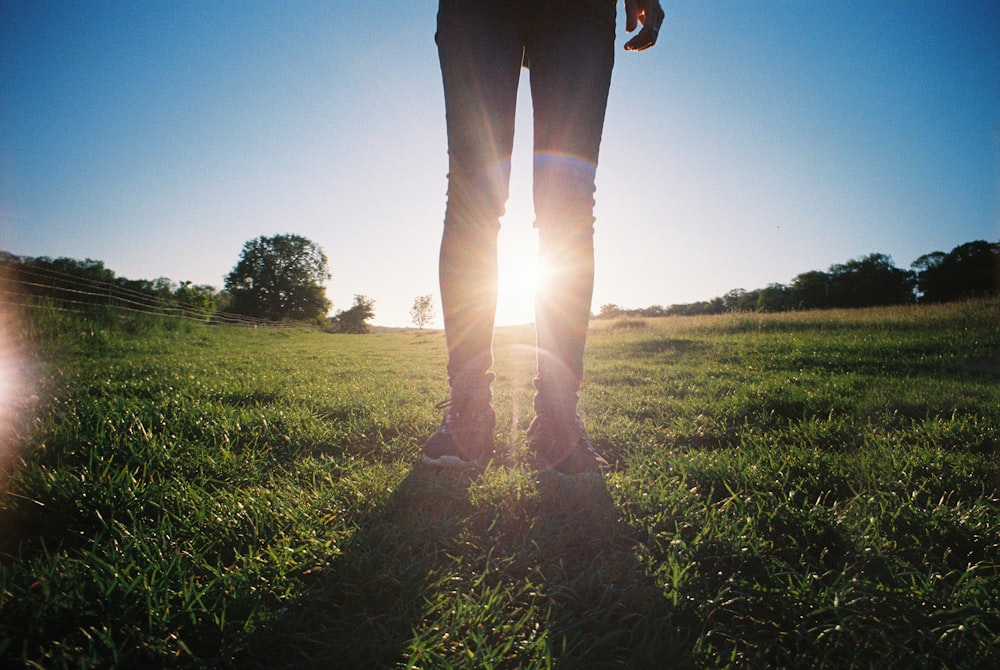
1;299;997;668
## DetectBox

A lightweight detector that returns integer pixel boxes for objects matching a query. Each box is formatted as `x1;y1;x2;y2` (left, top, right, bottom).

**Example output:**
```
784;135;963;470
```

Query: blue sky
2;0;997;327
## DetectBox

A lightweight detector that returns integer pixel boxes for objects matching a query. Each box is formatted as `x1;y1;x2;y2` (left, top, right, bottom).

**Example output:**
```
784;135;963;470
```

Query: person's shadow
529;471;696;668
246;464;693;669
244;463;477;669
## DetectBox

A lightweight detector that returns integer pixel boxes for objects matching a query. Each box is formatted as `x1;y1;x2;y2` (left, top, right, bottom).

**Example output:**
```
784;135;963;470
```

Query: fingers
623;23;659;51
625;0;639;33
623;0;665;52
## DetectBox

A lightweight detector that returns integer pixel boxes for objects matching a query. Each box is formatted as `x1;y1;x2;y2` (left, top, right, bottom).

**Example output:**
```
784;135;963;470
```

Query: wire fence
0;258;298;328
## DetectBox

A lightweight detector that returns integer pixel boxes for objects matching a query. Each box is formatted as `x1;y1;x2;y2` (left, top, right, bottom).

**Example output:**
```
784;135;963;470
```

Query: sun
495;219;541;327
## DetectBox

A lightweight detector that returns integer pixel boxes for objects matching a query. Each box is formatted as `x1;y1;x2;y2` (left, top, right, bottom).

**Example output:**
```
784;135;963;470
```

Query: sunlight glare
0;305;30;484
495;201;544;327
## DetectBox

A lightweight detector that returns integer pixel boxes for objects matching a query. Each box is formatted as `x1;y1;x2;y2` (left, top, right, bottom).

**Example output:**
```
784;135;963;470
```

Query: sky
2;0;998;327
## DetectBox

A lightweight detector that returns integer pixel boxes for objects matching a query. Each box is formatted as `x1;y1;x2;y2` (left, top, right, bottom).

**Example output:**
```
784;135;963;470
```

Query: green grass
1;300;998;668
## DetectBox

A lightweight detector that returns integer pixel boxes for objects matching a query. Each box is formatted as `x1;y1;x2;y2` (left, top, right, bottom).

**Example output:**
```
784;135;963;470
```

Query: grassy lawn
1;300;998;668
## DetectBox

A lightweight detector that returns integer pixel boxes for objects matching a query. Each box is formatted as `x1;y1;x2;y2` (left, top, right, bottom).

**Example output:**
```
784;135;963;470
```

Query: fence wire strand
0;258;298;328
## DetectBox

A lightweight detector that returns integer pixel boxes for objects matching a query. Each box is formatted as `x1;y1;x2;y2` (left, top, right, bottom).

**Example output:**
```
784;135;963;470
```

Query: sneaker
421;395;496;468
527;410;608;475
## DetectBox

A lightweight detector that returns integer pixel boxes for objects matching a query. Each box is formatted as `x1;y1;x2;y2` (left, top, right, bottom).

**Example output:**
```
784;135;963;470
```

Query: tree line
0;252;225;319
598;240;998;319
7;237;993;329
0;234;377;331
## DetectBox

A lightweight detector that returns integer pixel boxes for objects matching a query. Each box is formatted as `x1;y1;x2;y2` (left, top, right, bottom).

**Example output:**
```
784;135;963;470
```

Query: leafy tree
174;281;219;318
34;257;115;284
6;256;119;309
723;288;759;312
756;283;792;312
598;304;624;319
913;241;999;303
665;298;725;316
827;253;914;308
328;294;375;334
410;294;434;329
790;270;832;310
911;251;947;301
225;234;331;321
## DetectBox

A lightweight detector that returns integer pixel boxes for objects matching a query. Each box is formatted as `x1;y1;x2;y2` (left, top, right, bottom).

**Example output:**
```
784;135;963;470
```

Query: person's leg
437;0;526;395
425;0;526;465
526;0;616;471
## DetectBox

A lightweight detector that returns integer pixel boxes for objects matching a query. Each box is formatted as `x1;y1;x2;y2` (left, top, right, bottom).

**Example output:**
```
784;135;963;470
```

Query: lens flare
489;148;598;327
495;226;540;327
0;302;35;488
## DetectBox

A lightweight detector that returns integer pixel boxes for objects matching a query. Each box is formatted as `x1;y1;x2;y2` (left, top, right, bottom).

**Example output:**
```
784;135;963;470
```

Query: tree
328;294;375;333
174;281;219;319
597;304;624;319
913;241;999;303
830;253;915;307
410;294;434;329
225;234;331;321
21;256;116;308
911;251;947;301
756;283;792;312
827;253;914;308
723;288;759;312
790;270;832;310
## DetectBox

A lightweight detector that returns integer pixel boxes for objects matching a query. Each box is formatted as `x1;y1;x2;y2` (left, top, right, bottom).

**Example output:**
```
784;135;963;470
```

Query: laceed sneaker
527;409;608;475
421;394;496;468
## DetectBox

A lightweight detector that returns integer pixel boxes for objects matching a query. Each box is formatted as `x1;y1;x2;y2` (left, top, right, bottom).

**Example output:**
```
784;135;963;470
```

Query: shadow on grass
620;337;709;361
246;464;478;669
246;465;694;669
531;472;696;668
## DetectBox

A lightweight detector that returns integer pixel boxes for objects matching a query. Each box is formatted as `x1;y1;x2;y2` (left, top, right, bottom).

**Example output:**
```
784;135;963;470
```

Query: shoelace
435;397;490;429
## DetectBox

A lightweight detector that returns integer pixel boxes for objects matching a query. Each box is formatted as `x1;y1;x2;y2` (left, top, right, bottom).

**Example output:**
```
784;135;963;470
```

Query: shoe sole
420;453;479;468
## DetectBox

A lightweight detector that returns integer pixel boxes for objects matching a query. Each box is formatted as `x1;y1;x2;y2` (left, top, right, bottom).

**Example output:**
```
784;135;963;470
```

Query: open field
1;300;998;668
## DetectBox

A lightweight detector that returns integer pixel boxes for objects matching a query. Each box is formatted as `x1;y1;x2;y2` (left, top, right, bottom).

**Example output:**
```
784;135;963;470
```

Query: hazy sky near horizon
2;0;998;327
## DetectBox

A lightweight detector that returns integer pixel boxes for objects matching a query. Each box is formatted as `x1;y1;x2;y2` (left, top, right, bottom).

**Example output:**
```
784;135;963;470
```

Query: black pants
436;0;616;405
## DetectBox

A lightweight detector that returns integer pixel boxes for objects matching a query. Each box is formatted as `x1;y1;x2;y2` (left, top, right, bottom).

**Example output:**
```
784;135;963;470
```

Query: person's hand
624;0;665;51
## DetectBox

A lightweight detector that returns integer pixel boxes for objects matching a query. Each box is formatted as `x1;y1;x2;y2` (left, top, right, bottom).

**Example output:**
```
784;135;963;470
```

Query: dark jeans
436;0;616;406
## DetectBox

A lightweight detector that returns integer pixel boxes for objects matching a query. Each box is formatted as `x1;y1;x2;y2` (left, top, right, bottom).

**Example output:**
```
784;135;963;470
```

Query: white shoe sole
420;452;474;467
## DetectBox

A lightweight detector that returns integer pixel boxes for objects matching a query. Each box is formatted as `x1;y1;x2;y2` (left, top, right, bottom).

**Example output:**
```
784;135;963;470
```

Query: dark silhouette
422;0;666;472
912;240;1000;303
790;270;833;310
826;253;916;309
594;242;999;318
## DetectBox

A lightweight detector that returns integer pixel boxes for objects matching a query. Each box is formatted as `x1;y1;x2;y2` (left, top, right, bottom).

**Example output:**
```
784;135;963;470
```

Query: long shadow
531;472;697;668
245;465;696;669
246;464;478;669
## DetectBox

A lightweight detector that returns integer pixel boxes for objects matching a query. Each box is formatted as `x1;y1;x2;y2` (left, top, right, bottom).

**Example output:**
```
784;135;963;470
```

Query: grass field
1;300;998;669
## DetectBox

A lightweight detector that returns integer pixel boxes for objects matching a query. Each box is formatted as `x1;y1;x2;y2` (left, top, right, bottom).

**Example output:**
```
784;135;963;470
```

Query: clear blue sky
2;0;997;327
